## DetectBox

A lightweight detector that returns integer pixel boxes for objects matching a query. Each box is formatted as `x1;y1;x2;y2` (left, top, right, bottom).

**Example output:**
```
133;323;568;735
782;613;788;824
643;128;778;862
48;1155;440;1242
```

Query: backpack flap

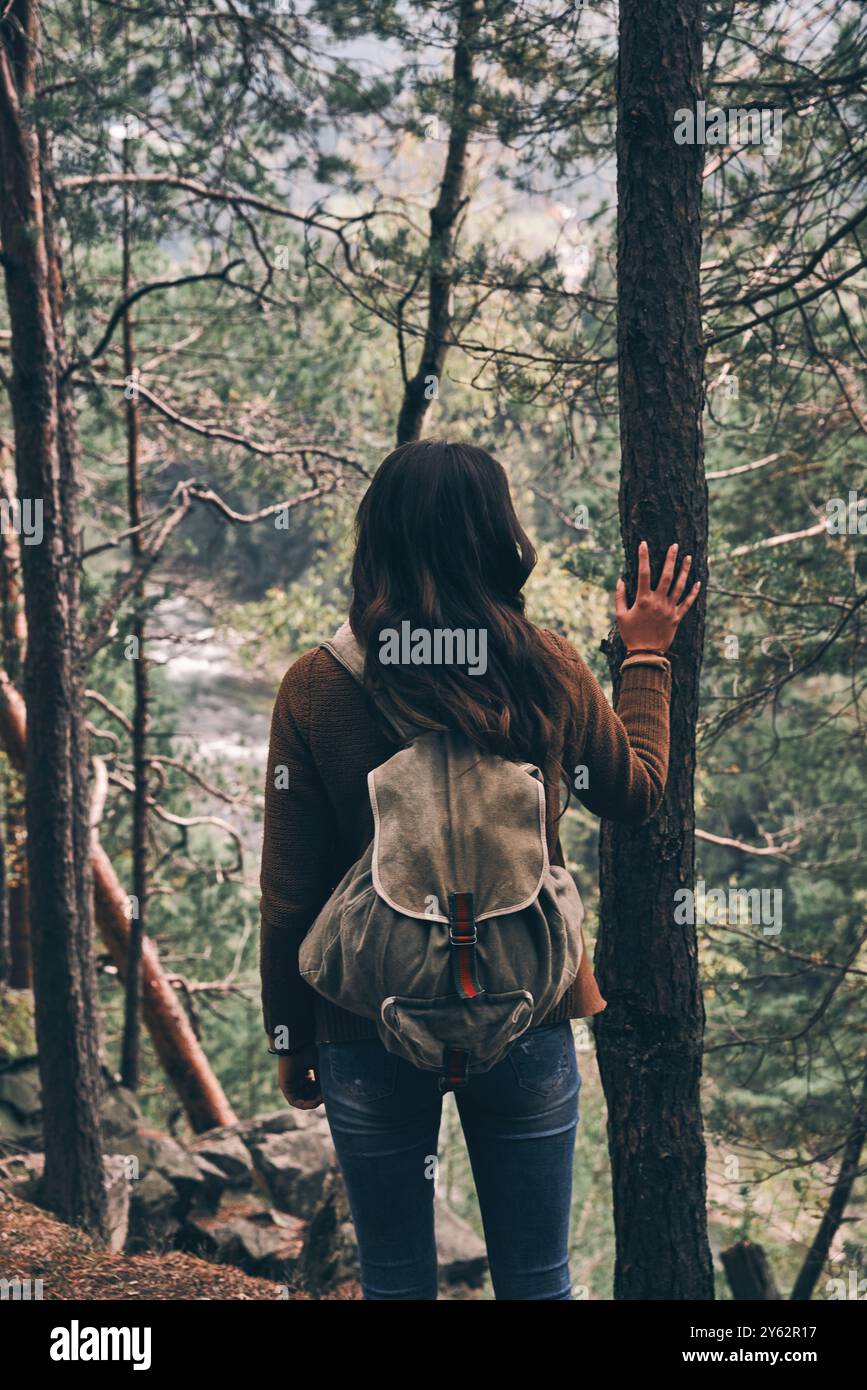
369;730;548;923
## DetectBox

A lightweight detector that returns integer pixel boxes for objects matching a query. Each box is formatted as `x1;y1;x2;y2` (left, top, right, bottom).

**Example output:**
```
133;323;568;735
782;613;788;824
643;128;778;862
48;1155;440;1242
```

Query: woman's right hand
277;1045;322;1110
615;541;701;654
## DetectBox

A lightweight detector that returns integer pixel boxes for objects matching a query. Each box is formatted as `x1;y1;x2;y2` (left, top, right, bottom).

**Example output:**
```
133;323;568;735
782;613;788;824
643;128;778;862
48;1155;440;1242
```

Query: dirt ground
0;1185;362;1301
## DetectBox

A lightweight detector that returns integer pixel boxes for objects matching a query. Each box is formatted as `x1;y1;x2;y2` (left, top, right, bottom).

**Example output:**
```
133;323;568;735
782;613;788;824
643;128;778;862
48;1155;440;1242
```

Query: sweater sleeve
259;654;335;1048
553;634;672;825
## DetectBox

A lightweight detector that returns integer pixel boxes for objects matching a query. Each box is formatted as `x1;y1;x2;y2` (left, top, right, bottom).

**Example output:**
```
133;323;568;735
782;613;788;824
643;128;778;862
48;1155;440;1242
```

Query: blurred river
150;595;279;862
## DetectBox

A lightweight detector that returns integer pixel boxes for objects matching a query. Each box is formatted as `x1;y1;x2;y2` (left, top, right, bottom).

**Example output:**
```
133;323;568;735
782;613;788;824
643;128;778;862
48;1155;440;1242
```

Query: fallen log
0;667;237;1132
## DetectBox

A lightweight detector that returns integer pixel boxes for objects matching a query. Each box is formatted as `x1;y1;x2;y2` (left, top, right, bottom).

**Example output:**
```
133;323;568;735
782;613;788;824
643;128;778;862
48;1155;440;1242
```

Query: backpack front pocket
378;989;534;1074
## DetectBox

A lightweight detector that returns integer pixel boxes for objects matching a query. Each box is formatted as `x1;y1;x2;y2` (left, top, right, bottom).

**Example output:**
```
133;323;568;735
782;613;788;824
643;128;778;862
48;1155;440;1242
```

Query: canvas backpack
298;621;585;1093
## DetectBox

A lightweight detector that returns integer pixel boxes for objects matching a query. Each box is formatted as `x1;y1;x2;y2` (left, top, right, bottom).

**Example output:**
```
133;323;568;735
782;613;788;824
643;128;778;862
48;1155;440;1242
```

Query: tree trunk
93;842;238;1132
790;1068;867;1301
119;143;149;1093
594;0;713;1299
0;457;28;987
0;0;106;1235
0;668;237;1132
721;1242;781;1300
7;878;31;989
0;774;7;984
395;0;480;444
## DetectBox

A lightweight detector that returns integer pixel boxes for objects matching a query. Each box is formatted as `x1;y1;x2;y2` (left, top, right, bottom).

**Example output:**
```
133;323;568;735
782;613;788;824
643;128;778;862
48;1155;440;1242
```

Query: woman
259;438;700;1300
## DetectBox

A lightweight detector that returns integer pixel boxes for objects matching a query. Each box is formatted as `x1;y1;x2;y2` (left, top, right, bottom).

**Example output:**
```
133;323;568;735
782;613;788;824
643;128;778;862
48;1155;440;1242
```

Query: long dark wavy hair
349;438;575;780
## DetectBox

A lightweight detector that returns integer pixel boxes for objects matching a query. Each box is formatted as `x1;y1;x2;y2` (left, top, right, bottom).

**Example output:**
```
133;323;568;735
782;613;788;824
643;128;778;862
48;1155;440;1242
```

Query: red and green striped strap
439;1045;470;1094
438;892;483;1092
447;891;483;1000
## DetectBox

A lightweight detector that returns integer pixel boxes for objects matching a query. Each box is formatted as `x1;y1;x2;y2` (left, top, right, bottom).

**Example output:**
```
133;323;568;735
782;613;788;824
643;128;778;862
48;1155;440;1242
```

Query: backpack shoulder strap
320;620;418;741
320;620;365;682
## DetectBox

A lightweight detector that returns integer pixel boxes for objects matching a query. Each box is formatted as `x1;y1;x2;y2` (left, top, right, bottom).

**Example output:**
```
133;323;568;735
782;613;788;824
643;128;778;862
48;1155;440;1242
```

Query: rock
435;1194;488;1287
189;1131;253;1190
247;1127;335;1217
125;1130;213;1216
127;1168;180;1252
243;1109;301;1137
0;1056;42;1145
100;1084;143;1144
191;1154;232;1211
240;1106;332;1141
235;1109;306;1143
103;1155;131;1253
3;1150;44;1201
180;1192;305;1282
301;1167;359;1293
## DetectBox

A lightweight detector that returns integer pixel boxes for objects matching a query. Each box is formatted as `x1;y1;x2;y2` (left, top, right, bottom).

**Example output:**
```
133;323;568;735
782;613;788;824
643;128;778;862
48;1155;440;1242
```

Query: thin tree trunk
7;879;31;988
0;456;28;987
791;1069;867;1301
0;0;106;1235
395;0;480;444
721;1241;781;1300
0;668;237;1132
0;486;10;983
119;140;149;1092
0;462;29;671
0;774;7;984
594;0;714;1299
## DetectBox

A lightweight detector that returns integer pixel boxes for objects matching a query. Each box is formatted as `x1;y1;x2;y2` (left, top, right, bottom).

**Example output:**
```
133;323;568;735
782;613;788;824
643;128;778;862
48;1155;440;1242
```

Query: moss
0;985;37;1064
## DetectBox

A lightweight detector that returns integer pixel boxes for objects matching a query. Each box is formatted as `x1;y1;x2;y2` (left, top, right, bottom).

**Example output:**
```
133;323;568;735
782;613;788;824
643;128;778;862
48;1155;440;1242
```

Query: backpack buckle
448;922;478;946
447;892;483;999
439;1046;470;1093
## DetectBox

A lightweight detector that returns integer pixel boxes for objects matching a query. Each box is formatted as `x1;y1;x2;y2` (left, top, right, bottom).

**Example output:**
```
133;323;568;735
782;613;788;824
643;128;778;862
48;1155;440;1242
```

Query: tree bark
594;0;714;1299
0;668;237;1132
93;841;238;1133
0;776;7;984
7;878;31;988
0;457;28;987
119;140;149;1093
0;0;106;1235
721;1242;781;1300
395;0;480;444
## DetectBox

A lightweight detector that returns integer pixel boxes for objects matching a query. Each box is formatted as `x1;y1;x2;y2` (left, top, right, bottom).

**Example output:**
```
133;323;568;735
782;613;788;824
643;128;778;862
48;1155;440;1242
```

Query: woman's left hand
615;541;701;654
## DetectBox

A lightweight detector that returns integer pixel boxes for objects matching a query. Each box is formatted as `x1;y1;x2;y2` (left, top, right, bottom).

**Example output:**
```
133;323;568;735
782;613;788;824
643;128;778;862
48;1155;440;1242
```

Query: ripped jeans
317;1020;581;1300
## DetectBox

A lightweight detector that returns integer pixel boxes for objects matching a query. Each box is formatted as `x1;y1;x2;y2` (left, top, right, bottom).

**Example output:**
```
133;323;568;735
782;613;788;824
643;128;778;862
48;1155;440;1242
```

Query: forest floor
0;1187;362;1301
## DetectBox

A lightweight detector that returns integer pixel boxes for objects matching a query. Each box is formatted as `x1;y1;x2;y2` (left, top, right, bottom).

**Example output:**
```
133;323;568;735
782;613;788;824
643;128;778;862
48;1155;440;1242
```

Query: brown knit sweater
259;630;672;1050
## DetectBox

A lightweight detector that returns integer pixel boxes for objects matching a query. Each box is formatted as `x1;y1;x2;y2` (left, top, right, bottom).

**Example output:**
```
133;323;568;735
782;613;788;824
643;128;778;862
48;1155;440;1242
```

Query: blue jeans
317;1019;581;1300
